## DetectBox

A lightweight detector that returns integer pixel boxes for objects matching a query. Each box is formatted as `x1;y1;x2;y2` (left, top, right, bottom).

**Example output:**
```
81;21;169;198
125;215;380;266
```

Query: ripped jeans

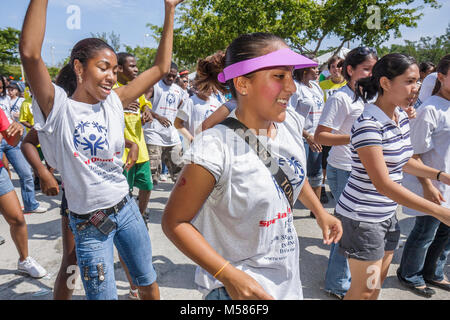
68;194;157;300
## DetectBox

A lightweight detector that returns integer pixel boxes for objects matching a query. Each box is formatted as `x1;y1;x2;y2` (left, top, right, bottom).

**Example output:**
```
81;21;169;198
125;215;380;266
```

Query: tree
377;25;450;64
90;31;122;52
147;0;441;65
0;27;20;66
123;45;157;72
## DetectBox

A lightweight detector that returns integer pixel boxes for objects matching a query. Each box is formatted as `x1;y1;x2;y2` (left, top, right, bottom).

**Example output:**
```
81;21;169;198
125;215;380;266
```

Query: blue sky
1;0;449;67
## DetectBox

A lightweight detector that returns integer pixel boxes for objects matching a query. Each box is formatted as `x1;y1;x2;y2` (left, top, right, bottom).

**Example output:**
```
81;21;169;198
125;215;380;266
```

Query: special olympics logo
73;121;109;157
166;93;176;107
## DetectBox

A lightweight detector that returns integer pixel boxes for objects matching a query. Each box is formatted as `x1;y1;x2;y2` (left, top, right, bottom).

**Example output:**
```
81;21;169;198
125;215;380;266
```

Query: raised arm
19;0;55;119
114;0;184;107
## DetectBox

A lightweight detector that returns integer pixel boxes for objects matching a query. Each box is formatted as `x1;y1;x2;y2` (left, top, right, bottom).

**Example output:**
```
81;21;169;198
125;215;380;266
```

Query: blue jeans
205;287;232;300
0;140;39;211
68;195;157;300
324;164;351;295
304;141;323;188
398;215;450;286
0;167;14;196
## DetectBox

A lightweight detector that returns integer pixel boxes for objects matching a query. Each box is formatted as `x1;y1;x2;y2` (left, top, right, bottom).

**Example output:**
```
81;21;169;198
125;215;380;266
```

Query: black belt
70;193;132;220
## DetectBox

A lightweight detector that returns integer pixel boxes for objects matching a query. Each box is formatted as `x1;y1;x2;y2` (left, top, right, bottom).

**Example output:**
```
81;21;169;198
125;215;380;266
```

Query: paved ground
0;170;449;300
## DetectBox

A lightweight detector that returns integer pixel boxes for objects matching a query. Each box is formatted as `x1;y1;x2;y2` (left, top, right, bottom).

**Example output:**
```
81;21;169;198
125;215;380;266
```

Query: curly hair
194;51;227;101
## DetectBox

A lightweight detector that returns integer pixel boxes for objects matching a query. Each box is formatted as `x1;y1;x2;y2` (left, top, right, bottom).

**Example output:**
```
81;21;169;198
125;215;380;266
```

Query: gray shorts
337;212;401;261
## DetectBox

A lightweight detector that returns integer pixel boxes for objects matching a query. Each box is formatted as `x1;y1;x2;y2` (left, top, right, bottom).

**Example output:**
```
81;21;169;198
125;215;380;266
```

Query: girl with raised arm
19;0;184;300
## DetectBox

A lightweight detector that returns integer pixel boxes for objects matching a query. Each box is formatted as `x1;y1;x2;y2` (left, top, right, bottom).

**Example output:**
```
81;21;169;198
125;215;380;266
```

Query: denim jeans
435;238;450;280
205;287;232;300
324;164;351;295
304;141;323;188
0;140;39;211
398;215;450;286
68;194;157;300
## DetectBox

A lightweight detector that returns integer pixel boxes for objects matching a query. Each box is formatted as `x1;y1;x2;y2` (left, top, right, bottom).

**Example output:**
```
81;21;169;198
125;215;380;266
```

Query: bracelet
213;261;230;279
437;171;444;181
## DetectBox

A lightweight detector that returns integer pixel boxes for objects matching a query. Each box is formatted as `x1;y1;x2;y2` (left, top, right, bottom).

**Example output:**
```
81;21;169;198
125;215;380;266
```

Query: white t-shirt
416;72;437;108
0;95;12;124
9;97;24;121
291;81;324;135
403;95;450;216
176;94;224;137
318;85;365;171
182;107;307;300
32;84;129;214
143;80;186;146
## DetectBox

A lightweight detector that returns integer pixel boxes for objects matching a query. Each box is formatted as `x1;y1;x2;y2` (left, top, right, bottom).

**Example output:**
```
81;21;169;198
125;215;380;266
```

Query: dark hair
419;61;436;74
342;47;378;81
194;51;227;101
171;61;178;71
55;38;116;96
327;55;344;70
432;54;450;96
355;53;417;103
117;52;135;66
0;75;6;97
222;32;286;98
293;54;316;82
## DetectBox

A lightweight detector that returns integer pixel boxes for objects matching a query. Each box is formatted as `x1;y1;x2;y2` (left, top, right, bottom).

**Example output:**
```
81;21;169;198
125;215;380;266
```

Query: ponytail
432;54;450;96
355;75;379;103
56;64;77;96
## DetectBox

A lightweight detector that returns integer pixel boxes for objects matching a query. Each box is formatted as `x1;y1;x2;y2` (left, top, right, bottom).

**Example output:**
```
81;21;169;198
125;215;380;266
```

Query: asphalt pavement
0;171;449;300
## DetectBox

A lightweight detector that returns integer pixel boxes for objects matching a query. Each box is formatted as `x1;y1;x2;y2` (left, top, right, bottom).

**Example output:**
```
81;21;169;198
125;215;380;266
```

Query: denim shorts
204;287;232;300
68;194;157;300
337;213;401;261
0;168;14;197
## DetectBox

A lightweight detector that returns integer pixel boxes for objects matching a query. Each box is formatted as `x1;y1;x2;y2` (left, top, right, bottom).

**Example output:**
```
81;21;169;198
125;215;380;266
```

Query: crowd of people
0;0;448;300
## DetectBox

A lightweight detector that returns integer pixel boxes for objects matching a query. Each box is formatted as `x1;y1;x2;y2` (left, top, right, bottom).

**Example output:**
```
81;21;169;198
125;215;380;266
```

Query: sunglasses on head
356;46;377;56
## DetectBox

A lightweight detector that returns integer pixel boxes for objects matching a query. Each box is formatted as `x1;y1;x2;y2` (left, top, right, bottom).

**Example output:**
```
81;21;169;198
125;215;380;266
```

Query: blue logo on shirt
73;120;109;157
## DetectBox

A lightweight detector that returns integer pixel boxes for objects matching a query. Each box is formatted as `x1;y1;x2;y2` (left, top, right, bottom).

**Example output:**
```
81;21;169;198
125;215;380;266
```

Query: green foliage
147;0;441;65
0;64;22;80
377;25;450;64
123;45;158;72
90;31;122;52
0;27;21;66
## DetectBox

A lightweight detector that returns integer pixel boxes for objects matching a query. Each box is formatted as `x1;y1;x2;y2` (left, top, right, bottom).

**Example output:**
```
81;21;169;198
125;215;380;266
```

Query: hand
403;106;416;119
39;169;59;196
5;121;24;138
217;265;275;300
156;115;172;128
305;134;322;153
423;183;444;205
315;213;343;245
165;0;185;8
124;101;140;113
124;143;138;171
141;108;154;124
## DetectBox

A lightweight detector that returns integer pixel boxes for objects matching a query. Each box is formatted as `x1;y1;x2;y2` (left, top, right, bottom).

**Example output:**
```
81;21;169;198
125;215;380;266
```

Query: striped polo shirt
336;103;413;223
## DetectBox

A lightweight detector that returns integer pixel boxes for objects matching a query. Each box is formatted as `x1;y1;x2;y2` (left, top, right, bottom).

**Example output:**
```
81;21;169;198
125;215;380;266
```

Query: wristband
213;261;230;279
437;171;444;181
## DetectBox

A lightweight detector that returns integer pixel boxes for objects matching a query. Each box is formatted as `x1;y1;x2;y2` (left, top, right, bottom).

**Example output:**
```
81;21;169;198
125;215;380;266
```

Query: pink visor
218;48;318;83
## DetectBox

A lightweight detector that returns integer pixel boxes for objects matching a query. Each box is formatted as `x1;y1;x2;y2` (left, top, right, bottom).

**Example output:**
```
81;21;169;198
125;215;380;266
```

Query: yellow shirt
319;79;347;102
19;98;34;131
113;83;151;164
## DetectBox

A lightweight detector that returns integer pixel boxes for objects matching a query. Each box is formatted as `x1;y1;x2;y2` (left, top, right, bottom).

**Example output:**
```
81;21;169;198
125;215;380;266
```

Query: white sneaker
160;174;168;182
18;256;48;278
23;205;47;214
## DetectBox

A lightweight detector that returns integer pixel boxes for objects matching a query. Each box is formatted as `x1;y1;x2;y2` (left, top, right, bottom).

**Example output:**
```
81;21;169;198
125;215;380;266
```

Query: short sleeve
409;105;437;154
351;118;383;150
0;108;10;132
318;93;349;130
224;99;237;113
176;98;192;122
182;129;226;184
32;84;68;134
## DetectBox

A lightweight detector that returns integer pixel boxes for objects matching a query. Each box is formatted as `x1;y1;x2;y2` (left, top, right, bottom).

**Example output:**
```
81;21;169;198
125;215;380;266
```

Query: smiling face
75;48;118;102
382;64;420;108
329;60;343;79
163;68;178;86
119;56;139;83
236;42;297;124
347;57;377;84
